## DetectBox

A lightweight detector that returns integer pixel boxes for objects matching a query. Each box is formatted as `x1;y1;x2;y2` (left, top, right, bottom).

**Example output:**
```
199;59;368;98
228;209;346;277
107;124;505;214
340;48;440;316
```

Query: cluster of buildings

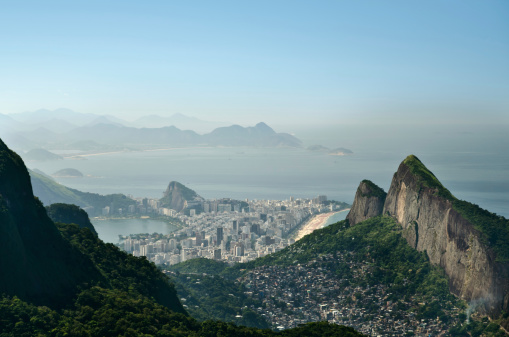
119;196;347;265
238;254;460;335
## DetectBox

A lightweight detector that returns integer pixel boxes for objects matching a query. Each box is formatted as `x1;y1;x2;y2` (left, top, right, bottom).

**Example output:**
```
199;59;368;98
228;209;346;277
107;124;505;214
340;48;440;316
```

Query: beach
294;209;349;241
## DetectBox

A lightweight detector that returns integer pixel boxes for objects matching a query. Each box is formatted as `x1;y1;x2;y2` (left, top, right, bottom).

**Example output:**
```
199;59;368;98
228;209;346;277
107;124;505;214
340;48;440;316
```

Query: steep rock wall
383;160;509;315
347;180;386;226
160;181;198;212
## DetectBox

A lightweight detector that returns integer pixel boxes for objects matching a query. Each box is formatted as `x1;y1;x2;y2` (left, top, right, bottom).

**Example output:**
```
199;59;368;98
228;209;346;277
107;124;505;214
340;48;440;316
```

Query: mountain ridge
347;154;509;316
2;109;302;149
0;138;102;307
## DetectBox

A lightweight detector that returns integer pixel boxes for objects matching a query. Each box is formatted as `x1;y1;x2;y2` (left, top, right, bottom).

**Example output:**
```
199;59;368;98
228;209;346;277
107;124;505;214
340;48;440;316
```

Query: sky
1;1;508;126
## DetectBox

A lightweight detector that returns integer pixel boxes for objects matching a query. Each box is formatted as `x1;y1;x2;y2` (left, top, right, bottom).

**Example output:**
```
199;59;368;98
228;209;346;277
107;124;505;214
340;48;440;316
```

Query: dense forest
0;222;368;336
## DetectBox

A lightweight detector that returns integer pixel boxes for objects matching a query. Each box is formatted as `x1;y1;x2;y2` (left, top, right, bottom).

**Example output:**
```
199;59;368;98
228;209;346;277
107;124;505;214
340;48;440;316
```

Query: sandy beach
295;212;334;241
294;210;349;241
62;146;214;158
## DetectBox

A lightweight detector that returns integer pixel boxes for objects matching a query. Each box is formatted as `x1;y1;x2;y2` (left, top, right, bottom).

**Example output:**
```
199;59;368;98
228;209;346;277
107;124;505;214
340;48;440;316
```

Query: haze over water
28;136;509;219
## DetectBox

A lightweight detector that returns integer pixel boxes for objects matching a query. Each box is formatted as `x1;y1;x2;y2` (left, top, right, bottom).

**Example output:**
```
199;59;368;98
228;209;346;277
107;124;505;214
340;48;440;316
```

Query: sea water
28;147;509;218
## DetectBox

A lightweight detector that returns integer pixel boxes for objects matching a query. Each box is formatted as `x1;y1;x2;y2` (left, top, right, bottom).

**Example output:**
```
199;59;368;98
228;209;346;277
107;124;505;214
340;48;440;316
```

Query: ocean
27;147;509;218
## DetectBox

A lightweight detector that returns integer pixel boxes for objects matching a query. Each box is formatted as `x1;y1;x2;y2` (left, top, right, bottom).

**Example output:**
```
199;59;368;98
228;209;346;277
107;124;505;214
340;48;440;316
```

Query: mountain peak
254;122;273;131
346;180;386;226
160;181;201;212
401;154;453;199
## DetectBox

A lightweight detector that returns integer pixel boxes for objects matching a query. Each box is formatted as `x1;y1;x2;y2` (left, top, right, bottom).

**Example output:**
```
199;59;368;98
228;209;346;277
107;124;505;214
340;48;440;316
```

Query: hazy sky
1;1;508;126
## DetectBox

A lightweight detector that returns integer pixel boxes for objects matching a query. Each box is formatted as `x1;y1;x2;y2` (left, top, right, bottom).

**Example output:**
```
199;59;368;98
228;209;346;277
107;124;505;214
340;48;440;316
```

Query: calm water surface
28;147;509;218
92;218;178;244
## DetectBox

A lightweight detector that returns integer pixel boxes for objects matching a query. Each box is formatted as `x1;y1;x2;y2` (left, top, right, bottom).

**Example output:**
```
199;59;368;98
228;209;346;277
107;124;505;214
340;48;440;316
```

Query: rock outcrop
160;181;202;212
348;155;509;316
346;180;386;226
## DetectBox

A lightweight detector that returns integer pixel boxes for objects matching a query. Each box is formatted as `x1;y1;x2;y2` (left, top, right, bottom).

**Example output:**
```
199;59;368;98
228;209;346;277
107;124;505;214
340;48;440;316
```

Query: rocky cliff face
160;181;200;212
346;180;386;226
348;155;509;316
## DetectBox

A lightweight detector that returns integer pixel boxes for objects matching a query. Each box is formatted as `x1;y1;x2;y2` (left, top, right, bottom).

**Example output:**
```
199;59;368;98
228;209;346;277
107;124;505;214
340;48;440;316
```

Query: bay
28;147;509;218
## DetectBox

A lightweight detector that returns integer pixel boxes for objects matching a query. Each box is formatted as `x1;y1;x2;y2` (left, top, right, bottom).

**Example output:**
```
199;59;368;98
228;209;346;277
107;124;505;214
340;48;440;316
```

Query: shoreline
294;209;350;241
61;146;232;158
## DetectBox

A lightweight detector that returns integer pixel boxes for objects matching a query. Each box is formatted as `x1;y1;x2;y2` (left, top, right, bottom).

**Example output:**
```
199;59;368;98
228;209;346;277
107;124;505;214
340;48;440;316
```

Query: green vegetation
172;216;459;309
402;155;454;200
0;140;101;309
1;137;366;336
29;169;137;216
46;203;98;236
452;200;509;262
170;272;270;329
23;148;63;161
168;257;230;275
449;317;507;337
56;222;186;314
403;155;509;262
240;217;455;304
360;179;386;198
72;190;136;216
0;292;365;337
29;168;85;204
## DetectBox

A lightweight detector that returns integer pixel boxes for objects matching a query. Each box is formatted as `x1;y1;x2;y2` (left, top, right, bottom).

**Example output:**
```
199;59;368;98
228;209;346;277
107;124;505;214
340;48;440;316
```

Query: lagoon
91;218;178;244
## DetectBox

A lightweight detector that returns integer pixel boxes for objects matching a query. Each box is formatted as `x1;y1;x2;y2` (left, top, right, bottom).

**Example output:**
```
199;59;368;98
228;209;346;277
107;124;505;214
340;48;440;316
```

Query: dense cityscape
116;196;349;265
237;254;461;334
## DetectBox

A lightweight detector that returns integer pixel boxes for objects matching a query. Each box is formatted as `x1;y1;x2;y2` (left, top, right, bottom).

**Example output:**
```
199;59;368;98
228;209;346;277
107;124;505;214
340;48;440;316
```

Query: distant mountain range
4;109;226;133
1;109;302;151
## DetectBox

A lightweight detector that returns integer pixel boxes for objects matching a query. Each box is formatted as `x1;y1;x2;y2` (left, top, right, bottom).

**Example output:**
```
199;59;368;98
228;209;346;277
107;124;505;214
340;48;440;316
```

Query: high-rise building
217;227;224;245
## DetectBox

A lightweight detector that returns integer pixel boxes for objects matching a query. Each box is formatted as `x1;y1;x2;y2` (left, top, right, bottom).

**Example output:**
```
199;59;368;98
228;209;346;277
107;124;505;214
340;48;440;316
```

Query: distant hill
67;124;202;146
204;122;302;147
328;147;353;155
23;148;63;161
160;181;203;212
53;168;84;177
306;144;329;152
0;113;23;132
29;169;136;216
132;113;228;133
45;203;98;236
5;112;304;150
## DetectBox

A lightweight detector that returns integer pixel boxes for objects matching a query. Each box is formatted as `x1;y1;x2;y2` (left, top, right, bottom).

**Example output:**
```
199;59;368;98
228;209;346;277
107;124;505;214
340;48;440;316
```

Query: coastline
62;146;217;158
294;209;350;241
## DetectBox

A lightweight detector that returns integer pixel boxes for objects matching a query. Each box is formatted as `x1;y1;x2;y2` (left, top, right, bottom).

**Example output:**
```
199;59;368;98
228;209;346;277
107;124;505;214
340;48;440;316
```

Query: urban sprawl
107;196;345;265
